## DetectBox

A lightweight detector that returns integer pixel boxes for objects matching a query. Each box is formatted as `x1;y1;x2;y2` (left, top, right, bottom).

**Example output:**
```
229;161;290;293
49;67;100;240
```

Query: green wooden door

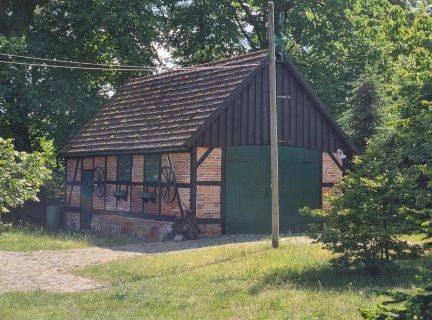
225;146;321;234
278;147;321;232
80;170;93;230
225;146;271;234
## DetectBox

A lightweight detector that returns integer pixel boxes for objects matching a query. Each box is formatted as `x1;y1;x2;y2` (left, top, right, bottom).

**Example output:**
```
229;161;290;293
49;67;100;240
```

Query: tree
339;70;383;152
304;134;423;273
0;0;158;151
360;269;432;319
303;0;431;274
0;138;51;214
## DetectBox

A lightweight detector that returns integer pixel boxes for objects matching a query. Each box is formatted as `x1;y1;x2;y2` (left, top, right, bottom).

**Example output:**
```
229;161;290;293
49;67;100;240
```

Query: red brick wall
64;211;80;230
116;186;131;211
197;148;221;181
199;224;221;236
106;156;117;181
66;158;81;182
92;157;105;210
130;185;143;212
82;157;93;170
91;213;168;240
143;186;159;215
162;153;190;183
196;148;222;220
66;185;80;207
132;155;144;183
105;184;117;211
322;153;343;210
160;153;190;215
64;150;223;238
196;186;221;218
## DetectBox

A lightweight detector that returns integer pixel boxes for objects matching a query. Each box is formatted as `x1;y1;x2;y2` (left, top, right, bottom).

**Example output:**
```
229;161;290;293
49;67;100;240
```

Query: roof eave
58;146;190;158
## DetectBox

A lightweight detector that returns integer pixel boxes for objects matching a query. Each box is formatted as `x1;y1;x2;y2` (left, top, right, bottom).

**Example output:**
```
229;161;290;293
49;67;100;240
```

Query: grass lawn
0;226;142;251
0;238;430;320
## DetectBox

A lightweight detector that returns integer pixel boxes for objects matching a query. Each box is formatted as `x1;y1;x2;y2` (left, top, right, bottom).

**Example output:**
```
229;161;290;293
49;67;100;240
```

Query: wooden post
190;147;197;216
268;1;280;248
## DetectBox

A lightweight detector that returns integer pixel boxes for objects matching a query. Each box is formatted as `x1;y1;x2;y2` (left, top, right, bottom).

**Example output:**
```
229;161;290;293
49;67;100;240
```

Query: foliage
0;138;51;214
360;268;432;319
339;69;384;152
0;0;158;151
302;143;423;273
302;0;431;273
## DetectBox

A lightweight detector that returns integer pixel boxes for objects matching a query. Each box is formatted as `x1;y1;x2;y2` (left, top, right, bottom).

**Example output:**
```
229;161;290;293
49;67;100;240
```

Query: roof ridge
127;50;268;84
191;49;268;67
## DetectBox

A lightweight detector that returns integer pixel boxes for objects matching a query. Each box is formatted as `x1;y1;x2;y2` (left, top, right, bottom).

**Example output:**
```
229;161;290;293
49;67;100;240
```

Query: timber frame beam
196;147;214;167
328;152;344;172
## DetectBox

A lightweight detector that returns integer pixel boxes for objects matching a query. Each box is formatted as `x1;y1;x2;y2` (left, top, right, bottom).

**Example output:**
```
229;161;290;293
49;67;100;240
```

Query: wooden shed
59;50;355;238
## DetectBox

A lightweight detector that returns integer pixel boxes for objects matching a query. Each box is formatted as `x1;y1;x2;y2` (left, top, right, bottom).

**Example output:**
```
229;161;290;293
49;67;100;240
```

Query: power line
0;52;155;69
0;53;261;71
0;60;154;71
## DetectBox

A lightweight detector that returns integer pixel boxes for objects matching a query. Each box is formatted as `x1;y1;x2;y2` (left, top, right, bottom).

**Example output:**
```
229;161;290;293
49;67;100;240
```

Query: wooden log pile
163;210;200;241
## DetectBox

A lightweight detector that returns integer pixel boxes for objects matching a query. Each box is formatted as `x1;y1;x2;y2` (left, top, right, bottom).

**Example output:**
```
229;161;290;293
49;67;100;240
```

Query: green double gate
225;146;321;234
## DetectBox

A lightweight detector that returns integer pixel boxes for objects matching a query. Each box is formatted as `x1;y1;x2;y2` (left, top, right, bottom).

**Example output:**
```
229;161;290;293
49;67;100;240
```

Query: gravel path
0;235;311;294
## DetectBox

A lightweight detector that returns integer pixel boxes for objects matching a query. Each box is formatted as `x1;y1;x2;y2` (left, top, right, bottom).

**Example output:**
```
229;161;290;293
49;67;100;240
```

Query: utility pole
268;1;279;249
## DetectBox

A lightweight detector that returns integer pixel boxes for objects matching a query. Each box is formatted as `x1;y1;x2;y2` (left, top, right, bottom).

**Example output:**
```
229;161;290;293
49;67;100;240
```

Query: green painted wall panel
225;146;321;234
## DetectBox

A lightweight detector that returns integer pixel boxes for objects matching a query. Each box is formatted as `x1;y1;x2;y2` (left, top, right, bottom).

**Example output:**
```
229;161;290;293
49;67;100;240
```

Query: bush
360;269;432;319
302;135;423;273
0;138;52;214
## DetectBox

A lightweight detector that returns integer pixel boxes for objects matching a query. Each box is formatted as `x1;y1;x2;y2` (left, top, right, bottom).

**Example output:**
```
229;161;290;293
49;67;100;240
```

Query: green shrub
302;134;423;273
360;269;432;320
0;138;51;214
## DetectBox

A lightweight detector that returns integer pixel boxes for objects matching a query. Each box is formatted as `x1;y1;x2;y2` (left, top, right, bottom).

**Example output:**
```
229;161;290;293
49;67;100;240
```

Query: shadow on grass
2;223;278;254
250;256;432;295
106;233;273;254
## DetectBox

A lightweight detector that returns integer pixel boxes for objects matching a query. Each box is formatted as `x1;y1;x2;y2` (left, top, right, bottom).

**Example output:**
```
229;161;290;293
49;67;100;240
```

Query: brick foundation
91;213;164;240
64;211;80;231
64;212;219;239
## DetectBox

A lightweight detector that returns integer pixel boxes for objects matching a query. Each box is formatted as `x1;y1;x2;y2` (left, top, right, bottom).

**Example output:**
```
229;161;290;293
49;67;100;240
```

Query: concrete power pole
268;1;280;249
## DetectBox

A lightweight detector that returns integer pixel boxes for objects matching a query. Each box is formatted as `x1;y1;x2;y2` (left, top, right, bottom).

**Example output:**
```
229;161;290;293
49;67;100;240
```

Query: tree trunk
0;0;6;35
11;121;32;152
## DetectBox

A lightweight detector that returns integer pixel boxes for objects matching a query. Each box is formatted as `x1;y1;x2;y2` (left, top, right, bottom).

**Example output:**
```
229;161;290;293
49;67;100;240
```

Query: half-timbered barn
59;50;356;239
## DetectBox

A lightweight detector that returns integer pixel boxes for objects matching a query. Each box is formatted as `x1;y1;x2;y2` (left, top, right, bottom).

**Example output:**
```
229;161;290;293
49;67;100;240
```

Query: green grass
0;226;142;251
0;238;430;320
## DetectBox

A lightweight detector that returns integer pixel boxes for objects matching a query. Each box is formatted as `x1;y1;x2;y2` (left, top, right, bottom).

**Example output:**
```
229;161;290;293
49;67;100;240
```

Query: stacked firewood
163;210;200;241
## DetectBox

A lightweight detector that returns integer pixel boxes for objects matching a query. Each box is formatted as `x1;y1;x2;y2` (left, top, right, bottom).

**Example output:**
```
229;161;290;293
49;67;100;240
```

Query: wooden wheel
160;165;177;203
93;166;106;198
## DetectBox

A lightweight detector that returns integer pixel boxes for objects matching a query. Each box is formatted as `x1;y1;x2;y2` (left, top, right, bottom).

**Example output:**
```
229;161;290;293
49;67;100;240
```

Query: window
117;155;132;182
145;154;160;183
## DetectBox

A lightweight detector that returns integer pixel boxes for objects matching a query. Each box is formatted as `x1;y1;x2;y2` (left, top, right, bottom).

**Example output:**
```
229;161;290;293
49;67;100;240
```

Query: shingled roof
59;50;269;156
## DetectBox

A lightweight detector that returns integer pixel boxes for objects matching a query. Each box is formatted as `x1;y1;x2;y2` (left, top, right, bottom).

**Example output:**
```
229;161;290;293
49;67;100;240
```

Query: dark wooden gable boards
190;56;357;154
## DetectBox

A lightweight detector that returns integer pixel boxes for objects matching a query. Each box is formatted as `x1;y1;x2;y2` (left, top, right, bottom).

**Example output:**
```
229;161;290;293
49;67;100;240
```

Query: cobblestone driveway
0;235;311;294
0;246;140;293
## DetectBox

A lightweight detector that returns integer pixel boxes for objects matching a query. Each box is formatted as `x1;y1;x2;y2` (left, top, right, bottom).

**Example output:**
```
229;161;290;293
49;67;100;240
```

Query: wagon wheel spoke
93;166;106;198
168;169;172;183
166;187;172;201
163;184;169;198
163;167;169;181
159;165;177;203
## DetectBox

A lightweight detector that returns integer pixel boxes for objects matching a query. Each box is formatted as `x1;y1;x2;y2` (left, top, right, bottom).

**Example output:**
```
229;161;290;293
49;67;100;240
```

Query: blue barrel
46;205;61;230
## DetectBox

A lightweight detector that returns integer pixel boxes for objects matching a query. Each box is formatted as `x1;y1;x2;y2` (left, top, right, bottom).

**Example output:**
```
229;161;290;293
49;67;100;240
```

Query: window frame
144;154;161;185
117;154;133;183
